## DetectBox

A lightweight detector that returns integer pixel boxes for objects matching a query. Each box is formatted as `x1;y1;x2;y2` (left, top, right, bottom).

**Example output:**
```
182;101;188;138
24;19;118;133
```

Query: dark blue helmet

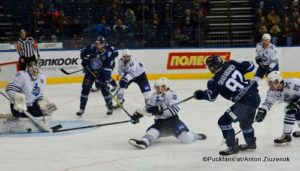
205;55;223;73
95;36;105;44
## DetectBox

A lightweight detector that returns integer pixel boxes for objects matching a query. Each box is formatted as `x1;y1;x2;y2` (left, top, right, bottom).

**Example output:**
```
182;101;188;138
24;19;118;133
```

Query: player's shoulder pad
15;71;25;77
165;90;178;100
266;89;278;96
256;42;262;47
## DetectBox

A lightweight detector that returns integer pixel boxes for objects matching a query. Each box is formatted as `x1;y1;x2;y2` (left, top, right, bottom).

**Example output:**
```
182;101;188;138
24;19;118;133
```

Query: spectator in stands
267;7;280;27
195;10;208;45
171;27;189;47
124;8;136;29
269;24;281;45
68;18;83;39
278;26;293;46
290;9;299;23
255;26;268;42
51;10;69;38
292;17;300;44
112;18;128;48
199;0;211;16
254;8;264;22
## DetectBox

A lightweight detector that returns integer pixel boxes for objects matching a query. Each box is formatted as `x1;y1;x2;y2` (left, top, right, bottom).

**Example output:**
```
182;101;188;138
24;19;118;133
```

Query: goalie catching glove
12;92;27;112
37;98;57;116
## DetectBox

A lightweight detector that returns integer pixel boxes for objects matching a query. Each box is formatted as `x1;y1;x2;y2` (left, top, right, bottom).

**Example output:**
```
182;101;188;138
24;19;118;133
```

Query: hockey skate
292;131;300;137
113;99;124;109
129;139;148;149
238;138;257;151
76;109;85;116
219;145;239;156
274;134;292;144
107;106;113;115
197;133;207;140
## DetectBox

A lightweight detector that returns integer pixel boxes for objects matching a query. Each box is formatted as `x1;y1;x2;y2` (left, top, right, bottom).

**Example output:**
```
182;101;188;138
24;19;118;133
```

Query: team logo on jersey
167;52;230;69
90;58;103;70
32;83;40;96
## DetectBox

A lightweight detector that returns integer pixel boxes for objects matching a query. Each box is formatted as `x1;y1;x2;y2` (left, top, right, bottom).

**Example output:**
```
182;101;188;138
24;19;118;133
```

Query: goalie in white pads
5;62;57;118
129;77;206;149
255;71;300;144
114;49;151;108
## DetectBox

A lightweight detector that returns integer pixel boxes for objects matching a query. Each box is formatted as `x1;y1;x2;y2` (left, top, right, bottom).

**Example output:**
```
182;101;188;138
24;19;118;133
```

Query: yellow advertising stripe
1;72;300;88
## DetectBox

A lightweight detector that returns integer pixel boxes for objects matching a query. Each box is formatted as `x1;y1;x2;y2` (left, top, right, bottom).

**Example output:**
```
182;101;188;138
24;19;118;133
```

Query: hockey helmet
262;33;271;41
122;49;132;57
267;71;282;83
95;36;106;44
154;77;170;89
205;55;223;73
27;61;41;80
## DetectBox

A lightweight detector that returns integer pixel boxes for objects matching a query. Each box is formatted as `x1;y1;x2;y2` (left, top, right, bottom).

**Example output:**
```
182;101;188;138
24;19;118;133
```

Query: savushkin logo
167;52;231;69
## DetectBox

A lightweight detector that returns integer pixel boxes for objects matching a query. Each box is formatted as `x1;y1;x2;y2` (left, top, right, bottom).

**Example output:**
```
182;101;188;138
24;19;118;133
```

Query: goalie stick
60;68;83;75
0;91;61;133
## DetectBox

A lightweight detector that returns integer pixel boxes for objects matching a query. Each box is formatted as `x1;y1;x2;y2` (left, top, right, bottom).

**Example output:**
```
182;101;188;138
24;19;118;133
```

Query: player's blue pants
218;91;261;147
121;72;151;93
147;115;189;137
255;63;279;78
80;70;112;110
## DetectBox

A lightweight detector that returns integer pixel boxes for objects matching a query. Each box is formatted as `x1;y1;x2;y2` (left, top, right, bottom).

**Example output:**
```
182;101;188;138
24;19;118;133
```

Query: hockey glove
194;90;204;100
255;108;267;122
285;99;300;114
119;77;129;89
146;105;163;115
37;98;57;116
131;111;143;124
81;56;89;68
255;56;263;66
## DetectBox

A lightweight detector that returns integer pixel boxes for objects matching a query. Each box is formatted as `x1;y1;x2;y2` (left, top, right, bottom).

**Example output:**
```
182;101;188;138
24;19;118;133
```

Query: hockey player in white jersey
254;33;279;82
114;49;151;108
129;77;206;149
255;71;300;144
5;62;57;118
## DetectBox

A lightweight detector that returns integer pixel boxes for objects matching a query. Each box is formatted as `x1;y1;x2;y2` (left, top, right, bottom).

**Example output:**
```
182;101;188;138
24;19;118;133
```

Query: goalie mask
205;55;223;74
154;77;170;94
122;49;132;63
27;62;41;80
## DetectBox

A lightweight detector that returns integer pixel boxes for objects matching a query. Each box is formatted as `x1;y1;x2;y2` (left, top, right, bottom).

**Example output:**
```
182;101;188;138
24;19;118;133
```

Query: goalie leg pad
37;98;57;115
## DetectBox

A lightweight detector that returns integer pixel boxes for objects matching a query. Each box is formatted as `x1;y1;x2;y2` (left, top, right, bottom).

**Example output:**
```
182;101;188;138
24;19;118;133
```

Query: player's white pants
177;131;198;144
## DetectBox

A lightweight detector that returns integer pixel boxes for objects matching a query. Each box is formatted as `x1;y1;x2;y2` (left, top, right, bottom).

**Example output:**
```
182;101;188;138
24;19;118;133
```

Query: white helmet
262;33;271;41
267;71;282;82
154;77;170;89
122;49;131;56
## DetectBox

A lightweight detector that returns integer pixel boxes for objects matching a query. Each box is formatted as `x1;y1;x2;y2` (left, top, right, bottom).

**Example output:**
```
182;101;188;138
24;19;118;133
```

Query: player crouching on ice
255;71;300;144
129;77;206;149
5;62;57;118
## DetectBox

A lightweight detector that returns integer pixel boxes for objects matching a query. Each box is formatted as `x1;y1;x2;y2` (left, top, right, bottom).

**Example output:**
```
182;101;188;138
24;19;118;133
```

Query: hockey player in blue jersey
77;36;119;116
193;55;261;155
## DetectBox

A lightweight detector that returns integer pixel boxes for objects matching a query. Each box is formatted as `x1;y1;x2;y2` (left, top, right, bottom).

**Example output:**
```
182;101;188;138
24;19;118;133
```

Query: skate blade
128;140;147;149
274;142;291;146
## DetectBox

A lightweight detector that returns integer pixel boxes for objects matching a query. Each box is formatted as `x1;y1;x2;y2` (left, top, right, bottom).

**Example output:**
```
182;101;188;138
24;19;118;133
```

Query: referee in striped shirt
16;29;40;70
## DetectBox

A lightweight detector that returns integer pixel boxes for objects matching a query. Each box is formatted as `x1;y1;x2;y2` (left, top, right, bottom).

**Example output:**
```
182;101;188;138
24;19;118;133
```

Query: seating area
0;0;300;48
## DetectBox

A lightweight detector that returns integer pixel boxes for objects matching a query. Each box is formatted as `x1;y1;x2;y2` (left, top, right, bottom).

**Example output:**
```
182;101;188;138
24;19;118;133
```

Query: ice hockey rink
0;79;299;171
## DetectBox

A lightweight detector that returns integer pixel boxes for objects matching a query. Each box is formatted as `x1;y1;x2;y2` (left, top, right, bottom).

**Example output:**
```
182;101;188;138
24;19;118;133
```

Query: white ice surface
0;80;299;171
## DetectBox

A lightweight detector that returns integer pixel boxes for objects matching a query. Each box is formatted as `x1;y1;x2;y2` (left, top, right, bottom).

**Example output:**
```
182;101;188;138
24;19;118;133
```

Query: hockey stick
85;67;133;119
220;121;256;146
60;68;83;75
0;91;55;132
53;119;131;132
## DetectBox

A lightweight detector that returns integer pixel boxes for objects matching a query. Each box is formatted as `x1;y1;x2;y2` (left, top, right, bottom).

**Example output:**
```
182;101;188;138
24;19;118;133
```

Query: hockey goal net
0;61;19;88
